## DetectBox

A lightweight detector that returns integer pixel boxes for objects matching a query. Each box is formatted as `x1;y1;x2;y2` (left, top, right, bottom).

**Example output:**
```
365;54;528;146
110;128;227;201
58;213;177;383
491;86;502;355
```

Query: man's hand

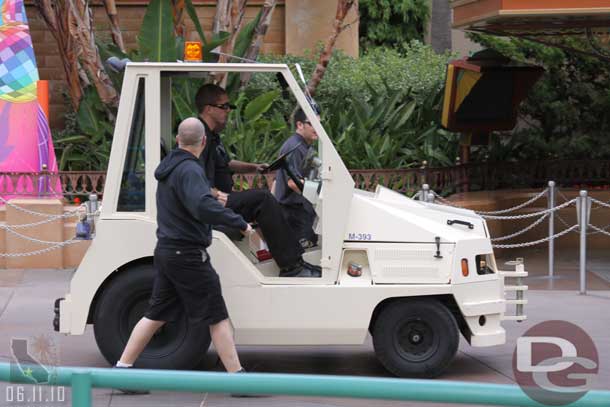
256;163;269;173
240;223;254;237
216;190;229;207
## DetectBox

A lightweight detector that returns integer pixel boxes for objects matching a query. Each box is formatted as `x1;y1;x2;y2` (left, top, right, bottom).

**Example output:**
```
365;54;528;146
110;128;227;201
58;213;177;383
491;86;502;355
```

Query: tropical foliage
324;87;457;169
235;43;456;169
222;90;288;164
468;34;610;162
359;0;430;51
50;0;455;172
54;0;270;170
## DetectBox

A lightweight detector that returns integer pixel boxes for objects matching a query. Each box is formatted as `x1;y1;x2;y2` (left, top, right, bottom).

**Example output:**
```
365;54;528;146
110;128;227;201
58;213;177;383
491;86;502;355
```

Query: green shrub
325;86;458;169
222;90;290;164
248;42;452;112
241;43;456;168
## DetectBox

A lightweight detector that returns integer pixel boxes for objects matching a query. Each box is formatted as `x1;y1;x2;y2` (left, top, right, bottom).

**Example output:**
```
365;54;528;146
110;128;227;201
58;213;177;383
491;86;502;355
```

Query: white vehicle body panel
58;62;513;351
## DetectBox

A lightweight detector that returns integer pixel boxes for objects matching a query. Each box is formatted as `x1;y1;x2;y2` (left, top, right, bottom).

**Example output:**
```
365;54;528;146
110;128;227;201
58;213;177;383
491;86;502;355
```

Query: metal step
502;315;527;321
500;271;528;278
504;285;528;291
506;299;528;305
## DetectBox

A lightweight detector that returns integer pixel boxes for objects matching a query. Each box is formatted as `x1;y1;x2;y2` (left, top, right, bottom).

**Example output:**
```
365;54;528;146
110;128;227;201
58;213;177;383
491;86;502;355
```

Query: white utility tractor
53;62;527;378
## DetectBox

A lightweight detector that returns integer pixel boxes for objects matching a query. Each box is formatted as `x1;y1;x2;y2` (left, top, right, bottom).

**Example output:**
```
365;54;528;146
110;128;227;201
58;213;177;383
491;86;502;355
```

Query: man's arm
177;164;248;231
283;146;306;194
287;179;303;194
228;159;268;174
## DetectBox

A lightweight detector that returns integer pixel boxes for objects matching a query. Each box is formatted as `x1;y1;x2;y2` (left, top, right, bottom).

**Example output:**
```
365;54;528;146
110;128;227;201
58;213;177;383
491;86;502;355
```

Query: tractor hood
344;186;490;246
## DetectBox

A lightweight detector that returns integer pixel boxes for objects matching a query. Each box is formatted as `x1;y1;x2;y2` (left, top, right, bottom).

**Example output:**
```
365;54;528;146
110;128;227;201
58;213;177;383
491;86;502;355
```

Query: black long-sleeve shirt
154;148;247;249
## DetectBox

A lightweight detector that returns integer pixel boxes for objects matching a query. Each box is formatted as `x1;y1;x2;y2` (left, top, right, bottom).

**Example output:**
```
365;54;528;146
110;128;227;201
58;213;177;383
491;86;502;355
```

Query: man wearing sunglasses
195;84;321;278
275;108;319;249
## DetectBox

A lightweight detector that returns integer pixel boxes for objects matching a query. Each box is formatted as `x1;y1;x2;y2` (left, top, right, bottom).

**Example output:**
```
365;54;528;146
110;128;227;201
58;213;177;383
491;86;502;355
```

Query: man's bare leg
118;317;166;365
210;319;242;372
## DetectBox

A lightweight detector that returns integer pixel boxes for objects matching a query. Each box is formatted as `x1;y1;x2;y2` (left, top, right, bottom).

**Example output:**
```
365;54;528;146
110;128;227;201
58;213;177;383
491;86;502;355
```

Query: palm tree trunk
240;0;277;86
307;0;357;97
102;0;125;52
213;0;248;85
34;0;82;110
226;0;248;54
171;0;186;39
213;0;231;36
67;0;118;105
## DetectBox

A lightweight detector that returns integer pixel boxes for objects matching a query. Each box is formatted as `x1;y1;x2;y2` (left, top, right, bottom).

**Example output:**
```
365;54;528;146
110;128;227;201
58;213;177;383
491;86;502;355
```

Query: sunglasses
208;102;237;111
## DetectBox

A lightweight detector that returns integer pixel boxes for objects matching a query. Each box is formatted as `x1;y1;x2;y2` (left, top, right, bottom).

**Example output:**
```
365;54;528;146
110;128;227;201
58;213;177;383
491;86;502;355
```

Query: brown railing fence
1;160;608;199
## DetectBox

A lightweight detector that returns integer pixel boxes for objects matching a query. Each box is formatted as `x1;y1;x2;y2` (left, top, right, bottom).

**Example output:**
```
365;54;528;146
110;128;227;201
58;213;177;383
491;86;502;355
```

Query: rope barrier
588;223;610;237
492;225;579;249
430;183;610;253
589;197;610;209
476;188;549;215
0;196;83;218
479;199;576;220
0;198;98;257
490;213;549;242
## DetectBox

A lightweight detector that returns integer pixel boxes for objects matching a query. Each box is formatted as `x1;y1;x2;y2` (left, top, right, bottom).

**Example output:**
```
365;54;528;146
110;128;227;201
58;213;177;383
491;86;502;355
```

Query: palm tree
34;0;119;108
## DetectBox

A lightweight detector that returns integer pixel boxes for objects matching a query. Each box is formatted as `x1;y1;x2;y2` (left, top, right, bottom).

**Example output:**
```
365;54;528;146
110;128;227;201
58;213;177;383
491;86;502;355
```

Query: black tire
93;263;211;369
372;299;459;378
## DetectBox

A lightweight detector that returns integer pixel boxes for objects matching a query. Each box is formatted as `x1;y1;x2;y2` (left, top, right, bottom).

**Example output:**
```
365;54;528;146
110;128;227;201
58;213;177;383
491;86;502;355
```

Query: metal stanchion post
579;190;588;295
39;164;48;197
548;181;555;278
422;184;430;203
87;194;99;236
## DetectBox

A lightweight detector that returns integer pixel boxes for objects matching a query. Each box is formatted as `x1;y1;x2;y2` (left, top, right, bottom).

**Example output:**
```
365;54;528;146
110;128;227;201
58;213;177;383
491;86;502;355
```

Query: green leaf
172;92;195;122
138;0;177;62
77;88;104;138
175;36;185;61
202;32;231;62
234;10;262;58
244;90;280;122
184;0;206;45
391;100;416;132
54;135;87;144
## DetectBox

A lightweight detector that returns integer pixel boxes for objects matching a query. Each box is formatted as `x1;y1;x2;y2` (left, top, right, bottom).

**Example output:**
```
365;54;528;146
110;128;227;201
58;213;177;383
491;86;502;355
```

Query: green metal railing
1;362;609;407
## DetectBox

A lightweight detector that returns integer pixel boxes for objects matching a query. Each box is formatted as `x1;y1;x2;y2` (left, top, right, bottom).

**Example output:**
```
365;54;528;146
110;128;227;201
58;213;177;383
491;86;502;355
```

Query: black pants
281;200;318;245
145;246;229;325
227;189;303;269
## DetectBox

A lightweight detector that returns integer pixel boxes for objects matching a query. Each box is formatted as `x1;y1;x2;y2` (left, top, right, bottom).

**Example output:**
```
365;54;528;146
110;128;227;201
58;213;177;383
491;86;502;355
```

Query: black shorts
144;246;229;325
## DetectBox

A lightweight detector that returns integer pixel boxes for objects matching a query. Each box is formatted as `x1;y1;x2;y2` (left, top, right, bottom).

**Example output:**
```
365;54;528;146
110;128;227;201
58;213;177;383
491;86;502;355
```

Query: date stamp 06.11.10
5;337;66;407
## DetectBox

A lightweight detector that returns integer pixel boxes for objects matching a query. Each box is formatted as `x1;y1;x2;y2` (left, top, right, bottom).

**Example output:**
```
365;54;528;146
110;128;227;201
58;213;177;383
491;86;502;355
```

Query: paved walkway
0;248;608;406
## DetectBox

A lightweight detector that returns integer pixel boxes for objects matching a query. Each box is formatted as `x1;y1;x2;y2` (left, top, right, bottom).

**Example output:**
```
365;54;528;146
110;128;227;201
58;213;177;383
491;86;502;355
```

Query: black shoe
279;261;318;277
303;261;322;277
112;366;150;395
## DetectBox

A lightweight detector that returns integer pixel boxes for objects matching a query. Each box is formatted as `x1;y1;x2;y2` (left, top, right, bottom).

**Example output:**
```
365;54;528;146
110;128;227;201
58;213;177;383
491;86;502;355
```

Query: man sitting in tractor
275;108;319;249
196;84;321;278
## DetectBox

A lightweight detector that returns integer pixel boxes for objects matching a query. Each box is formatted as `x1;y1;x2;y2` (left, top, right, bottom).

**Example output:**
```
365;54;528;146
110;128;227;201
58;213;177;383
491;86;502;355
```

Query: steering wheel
261;145;300;173
261;145;304;191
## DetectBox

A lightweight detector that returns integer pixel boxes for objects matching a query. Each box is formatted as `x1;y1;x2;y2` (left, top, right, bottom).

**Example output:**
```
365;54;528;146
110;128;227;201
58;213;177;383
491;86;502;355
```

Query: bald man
114;118;252;394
